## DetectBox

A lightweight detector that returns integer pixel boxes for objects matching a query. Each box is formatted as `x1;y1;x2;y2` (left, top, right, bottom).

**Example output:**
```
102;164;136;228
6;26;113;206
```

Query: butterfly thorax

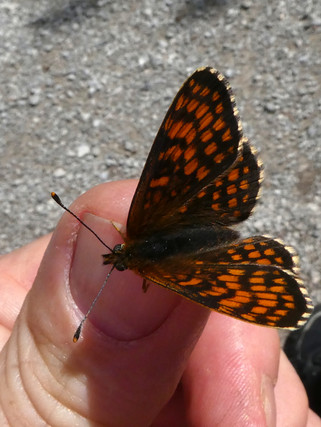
103;225;239;271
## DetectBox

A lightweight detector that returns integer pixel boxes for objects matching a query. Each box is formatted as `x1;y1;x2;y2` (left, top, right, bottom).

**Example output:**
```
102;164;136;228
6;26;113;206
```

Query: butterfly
53;67;313;340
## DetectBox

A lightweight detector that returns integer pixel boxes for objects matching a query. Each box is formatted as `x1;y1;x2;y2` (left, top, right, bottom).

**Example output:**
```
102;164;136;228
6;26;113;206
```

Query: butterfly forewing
127;67;244;239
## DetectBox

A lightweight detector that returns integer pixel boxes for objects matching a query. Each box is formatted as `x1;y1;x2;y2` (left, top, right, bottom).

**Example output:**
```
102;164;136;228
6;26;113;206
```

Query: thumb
0;180;209;426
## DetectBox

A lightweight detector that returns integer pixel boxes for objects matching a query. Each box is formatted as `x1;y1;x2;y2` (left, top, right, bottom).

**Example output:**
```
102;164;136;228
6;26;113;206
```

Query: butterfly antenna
51;192;113;252
73;265;116;342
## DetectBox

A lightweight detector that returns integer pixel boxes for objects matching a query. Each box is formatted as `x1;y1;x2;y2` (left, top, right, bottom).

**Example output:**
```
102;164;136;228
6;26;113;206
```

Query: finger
275;351;310;426
181;313;280;425
0;180;210;426
0;234;51;347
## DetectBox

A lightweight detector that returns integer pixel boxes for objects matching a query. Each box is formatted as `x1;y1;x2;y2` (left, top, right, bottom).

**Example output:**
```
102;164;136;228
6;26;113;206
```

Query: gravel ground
0;0;320;303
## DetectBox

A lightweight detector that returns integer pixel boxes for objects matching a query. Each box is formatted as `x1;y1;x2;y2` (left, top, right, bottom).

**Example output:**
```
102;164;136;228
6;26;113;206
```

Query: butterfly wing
131;236;313;328
127;67;245;239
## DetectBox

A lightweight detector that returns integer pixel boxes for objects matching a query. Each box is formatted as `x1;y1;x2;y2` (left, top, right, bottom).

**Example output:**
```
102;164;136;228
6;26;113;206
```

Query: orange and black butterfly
54;67;313;337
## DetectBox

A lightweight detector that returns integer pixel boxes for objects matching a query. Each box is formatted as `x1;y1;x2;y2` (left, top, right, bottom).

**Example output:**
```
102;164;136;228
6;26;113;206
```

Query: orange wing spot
215;179;223;187
249;277;265;284
228;268;245;276
257;292;277;300
179;278;202;286
285;302;295;309
241;313;256;322
226;282;241;290
168;120;184;139
243;166;250;174
184;146;196;161
210;286;228;295
201;129;214;144
189;78;195;87
199;112;214;130
197;166;210;181
204;141;217;155
273;278;286;285
266;316;280;323
178;205;187;213
243;237;254;243
270;286;286;293
211;203;221;211
264;248;275;256
144;201;151;210
186;99;200;112
164;117;173;131
215;102;224;114
227;184;237;195
233;210;241;217
221;299;241;308
243;195;249;203
213;191;220;201
251;285;267;291
256;258;272;265
275;257;284;264
152;190;162;204
175;94;186;110
172;147;183;162
237;290;252;298
158;151;165;161
212;91;220;101
197;190;206;198
214;152;225;163
228;168;239;181
218;274;239;282
213;117;225;131
150;176;170;188
171;190;177;197
177;121;194;139
196;261;204;265
185;128;197;145
258;299;278;307
252;270;268;276
240;180;249;190
200;86;210;96
228;248;236;254
232;254;243;261
248;251;262;259
164;146;175;160
244;244;255;251
274;309;288;316
192;83;201;94
222;128;232;142
184;158;198;175
251;306;268;314
235;295;251;304
228;198;237;208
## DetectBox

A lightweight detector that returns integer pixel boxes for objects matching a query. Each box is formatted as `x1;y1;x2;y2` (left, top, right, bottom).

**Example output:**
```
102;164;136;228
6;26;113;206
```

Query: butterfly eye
113;243;124;253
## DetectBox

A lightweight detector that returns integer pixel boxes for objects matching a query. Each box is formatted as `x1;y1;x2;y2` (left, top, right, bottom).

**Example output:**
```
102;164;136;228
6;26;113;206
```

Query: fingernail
70;213;180;341
261;374;276;427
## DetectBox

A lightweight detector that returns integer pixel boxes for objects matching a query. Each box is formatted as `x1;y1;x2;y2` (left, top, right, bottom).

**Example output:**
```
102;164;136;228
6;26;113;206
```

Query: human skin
0;180;320;426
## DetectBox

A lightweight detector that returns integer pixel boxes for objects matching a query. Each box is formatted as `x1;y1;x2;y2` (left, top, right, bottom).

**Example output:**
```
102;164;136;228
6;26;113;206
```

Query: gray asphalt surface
0;0;320;303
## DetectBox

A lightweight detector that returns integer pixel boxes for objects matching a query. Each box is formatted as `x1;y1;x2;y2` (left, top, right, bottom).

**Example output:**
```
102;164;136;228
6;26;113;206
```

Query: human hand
0;181;320;426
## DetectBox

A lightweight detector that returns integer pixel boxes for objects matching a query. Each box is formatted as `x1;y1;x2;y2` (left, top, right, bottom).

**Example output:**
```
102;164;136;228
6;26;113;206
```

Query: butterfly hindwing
132;236;313;328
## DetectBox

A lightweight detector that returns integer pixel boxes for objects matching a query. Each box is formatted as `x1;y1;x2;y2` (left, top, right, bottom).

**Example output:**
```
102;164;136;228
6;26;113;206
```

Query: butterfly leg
142;279;150;293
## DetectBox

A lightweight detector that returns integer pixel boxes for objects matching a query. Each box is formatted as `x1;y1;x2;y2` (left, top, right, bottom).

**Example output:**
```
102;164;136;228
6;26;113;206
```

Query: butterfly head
103;243;128;271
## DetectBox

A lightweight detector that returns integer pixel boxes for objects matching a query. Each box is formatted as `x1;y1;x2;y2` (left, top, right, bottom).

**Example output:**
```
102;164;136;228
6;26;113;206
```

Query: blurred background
0;0;320;302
